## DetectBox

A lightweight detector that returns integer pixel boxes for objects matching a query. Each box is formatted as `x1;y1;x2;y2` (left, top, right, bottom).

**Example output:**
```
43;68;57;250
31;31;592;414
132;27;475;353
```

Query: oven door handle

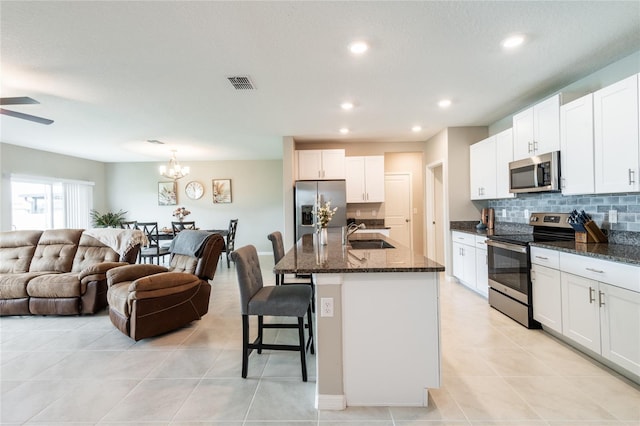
486;239;528;254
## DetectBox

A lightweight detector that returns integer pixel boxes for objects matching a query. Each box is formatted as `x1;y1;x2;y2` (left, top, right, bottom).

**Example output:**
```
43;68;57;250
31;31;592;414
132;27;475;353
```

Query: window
10;176;94;230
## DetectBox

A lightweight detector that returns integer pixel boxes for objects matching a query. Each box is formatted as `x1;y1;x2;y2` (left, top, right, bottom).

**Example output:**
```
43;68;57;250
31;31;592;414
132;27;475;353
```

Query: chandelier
159;150;190;180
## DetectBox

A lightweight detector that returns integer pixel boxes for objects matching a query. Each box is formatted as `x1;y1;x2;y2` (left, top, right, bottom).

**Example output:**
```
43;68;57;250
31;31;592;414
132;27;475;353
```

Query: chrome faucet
342;223;366;245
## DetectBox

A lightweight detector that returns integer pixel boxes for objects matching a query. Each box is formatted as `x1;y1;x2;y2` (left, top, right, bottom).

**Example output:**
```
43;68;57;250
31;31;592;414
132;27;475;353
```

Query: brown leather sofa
106;232;224;340
0;229;141;316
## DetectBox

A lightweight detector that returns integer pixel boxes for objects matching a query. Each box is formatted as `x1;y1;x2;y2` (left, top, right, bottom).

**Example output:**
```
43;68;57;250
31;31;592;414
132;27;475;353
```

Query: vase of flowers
172;206;191;222
316;201;337;245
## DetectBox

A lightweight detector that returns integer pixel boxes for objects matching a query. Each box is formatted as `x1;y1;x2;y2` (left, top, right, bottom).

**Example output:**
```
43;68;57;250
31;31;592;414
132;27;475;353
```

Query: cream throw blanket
84;228;149;256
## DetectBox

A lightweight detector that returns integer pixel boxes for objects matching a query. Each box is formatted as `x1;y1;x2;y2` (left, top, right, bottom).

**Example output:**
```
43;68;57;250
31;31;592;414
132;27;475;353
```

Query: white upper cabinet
297;149;346;180
470;128;513;200
345;156;384;203
593;74;639;193
513;94;561;160
495;128;515;199
561;93;595;195
470;136;497;200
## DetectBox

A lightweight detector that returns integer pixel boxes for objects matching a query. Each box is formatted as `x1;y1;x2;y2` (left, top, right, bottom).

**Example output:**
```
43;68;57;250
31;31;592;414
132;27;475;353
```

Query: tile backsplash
487;192;640;232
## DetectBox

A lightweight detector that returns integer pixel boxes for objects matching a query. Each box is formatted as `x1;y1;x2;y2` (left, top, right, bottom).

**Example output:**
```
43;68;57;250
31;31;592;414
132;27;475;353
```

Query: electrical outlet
524;209;529;219
372;210;377;217
356;210;361;217
320;297;334;317
609;209;618;224
502;208;507;218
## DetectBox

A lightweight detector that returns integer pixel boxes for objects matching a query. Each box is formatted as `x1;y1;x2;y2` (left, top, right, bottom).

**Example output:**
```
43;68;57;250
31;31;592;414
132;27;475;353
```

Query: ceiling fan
0;97;54;125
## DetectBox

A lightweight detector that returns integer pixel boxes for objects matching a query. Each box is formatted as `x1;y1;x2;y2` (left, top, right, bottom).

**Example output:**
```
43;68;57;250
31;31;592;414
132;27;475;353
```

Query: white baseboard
315;394;346;410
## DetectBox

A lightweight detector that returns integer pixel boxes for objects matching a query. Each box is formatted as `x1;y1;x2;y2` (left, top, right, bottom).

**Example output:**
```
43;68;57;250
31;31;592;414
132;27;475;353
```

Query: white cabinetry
561;93;595;195
561;272;602;353
470;136;496;200
531;247;562;333
451;231;476;288
559;252;640;377
474;235;488;297
297;149;345;180
495;128;515;199
345;156;384;202
451;231;488;297
593;74;639;193
513;94;561;160
470;128;514;200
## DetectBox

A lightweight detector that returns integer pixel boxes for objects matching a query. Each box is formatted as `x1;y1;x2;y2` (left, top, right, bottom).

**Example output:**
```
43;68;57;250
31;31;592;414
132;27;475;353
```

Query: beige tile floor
1;255;639;425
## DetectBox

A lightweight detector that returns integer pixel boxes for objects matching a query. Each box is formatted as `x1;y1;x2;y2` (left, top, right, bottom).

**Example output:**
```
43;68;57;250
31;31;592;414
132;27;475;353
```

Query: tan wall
105;160;283;254
446;127;487;221
0;143;107;231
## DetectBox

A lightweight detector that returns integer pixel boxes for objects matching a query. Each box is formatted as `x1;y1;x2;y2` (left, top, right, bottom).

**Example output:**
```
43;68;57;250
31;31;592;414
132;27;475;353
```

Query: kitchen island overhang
274;231;445;409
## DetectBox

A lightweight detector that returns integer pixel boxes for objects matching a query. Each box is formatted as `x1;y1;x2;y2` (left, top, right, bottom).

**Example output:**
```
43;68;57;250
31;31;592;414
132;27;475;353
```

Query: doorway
384;173;413;252
426;162;445;264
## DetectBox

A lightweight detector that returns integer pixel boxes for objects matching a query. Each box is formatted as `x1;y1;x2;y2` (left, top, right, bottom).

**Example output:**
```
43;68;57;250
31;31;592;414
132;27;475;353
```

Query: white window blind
10;174;94;230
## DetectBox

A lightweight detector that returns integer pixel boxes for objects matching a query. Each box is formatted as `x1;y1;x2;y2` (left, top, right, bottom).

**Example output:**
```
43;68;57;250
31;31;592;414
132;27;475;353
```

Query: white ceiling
1;1;639;163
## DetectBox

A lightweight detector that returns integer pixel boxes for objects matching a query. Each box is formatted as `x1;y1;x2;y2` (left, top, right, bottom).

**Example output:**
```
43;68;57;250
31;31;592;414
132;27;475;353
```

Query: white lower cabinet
531;247;640;379
532;263;562;333
531;247;562;333
599;283;640;375
560;272;602;354
474;236;488;297
451;231;488;297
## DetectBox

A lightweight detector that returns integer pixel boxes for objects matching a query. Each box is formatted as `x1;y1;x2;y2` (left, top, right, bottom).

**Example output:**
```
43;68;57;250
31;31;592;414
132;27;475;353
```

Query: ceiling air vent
227;76;255;90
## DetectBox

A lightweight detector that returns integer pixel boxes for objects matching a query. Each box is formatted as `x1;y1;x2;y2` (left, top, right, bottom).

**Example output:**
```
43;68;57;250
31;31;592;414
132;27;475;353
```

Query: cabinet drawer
531;247;560;269
560;252;640;292
452;231;476;246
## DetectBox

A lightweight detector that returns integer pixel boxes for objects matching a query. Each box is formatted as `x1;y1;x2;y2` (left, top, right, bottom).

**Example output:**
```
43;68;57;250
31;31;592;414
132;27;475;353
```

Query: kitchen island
274;231;445;410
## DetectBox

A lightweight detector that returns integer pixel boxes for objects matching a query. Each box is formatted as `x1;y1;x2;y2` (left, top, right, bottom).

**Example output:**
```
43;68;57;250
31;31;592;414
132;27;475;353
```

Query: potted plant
90;209;128;228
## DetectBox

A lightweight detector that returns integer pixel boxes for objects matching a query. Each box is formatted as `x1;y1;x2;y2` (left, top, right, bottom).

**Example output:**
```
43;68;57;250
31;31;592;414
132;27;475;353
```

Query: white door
532;264;563;333
384;173;412;251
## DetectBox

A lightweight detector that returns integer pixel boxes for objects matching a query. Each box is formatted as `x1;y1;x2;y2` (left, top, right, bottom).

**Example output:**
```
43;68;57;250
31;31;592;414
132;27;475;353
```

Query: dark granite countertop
451;221;640;266
530;241;640;266
274;231;444;274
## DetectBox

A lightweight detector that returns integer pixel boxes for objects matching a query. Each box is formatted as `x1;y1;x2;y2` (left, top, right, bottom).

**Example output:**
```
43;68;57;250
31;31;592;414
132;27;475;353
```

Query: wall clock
185;181;204;200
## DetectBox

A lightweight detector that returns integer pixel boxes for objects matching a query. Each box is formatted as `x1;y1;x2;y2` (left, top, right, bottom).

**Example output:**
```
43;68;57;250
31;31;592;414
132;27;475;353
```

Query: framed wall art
212;179;232;203
158;181;177;206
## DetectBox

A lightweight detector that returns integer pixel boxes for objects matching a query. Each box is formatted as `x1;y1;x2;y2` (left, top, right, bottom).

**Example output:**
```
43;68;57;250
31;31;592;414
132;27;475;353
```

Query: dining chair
171;221;196;236
267;231;315;310
137;222;170;265
120;220;137;229
231;245;314;381
222;219;238;267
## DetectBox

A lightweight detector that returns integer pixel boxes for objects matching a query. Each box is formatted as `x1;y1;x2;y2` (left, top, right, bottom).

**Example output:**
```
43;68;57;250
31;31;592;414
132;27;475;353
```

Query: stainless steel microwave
509;151;560;193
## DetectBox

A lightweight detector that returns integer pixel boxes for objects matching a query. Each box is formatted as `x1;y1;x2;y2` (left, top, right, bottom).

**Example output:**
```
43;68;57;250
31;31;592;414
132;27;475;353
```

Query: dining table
157;228;229;241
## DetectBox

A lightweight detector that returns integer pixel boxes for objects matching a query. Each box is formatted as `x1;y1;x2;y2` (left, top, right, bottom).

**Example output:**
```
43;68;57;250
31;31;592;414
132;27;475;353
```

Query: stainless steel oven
486;212;574;328
487;240;530;304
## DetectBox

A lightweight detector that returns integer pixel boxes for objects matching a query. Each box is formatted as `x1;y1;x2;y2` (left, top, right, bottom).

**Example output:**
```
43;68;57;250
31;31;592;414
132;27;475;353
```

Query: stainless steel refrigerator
295;180;347;240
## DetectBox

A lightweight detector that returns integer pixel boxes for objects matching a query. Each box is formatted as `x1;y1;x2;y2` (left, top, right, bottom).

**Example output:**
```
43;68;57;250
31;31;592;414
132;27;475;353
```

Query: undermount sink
348;239;395;249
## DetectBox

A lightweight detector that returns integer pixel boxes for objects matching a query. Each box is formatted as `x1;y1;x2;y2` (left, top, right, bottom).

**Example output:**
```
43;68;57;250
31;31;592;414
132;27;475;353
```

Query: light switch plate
609;209;618;224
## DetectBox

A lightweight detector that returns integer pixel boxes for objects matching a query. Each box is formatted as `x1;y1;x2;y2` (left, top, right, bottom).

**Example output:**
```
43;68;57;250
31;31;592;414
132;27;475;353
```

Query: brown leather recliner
106;231;224;340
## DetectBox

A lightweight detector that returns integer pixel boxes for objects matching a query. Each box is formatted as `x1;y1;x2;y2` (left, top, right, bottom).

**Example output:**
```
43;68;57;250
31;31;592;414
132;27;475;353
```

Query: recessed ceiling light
341;102;354;110
339;128;350;134
501;34;525;49
412;125;422;132
438;99;452;108
349;41;368;55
